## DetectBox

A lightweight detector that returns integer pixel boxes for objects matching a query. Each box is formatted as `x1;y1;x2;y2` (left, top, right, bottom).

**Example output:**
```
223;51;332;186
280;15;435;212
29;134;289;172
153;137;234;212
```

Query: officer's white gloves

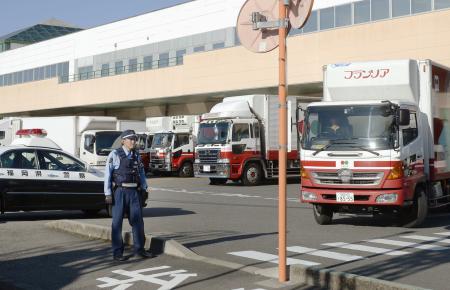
105;195;113;204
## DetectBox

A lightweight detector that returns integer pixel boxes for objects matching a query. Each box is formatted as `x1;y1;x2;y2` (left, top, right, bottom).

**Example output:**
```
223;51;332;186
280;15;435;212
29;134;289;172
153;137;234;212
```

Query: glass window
158;53;169;68
402;112;418;146
174;134;190;148
435;0;450;9
39;67;45;80
412;0;432;13
129;58;138;72
392;0;411;17
335;4;352;27
143;56;153;70
0;75;3;86
45;65;52;78
194;45;205;52
57;63;63;76
354;0;370;24
371;0;390;20
34;68;39;80
51;64;57;77
115;61;124;75
101;64;109;77
232;124;250;142
0;150;38;169
213;42;225;49
17;71;23;84
62;62;69;76
176;49;186;65
303;10;318;33
37;150;85;172
320;7;335;30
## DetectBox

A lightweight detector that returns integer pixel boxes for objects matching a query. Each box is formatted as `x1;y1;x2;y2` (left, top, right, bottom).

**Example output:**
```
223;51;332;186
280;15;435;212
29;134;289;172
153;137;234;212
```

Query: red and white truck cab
300;59;450;227
194;95;300;185
149;115;199;177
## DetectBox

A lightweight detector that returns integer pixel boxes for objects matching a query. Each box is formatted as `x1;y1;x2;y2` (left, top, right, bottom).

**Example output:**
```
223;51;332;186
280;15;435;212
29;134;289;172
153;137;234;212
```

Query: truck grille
197;149;220;163
312;172;383;186
150;152;164;164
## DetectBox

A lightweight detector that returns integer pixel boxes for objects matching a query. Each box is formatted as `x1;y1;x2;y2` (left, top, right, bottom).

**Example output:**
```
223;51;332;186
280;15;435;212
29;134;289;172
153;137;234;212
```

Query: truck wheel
179;162;194;177
242;162;262;186
209;178;227;185
399;187;428;228
313;204;333;225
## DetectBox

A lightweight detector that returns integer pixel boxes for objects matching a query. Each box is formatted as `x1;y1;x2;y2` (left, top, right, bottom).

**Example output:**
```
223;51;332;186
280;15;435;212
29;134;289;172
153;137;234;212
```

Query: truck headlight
301;191;317;201
376;193;398;203
217;158;230;164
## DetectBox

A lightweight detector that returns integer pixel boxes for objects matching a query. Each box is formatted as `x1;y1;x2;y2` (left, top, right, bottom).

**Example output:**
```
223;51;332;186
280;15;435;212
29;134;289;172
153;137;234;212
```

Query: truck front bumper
194;163;230;178
149;162;171;172
300;186;406;206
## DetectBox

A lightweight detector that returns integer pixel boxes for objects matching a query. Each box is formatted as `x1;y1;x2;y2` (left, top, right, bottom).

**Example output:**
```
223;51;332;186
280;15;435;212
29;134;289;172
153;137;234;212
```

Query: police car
0;129;108;216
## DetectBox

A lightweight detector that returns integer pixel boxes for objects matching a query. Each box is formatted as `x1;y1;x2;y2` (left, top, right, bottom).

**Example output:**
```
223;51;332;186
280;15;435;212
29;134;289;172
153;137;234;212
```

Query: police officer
104;129;154;262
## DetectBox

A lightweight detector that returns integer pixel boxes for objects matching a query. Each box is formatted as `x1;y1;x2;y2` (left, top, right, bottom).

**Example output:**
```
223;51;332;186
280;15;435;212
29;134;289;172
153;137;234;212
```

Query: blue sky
0;0;192;36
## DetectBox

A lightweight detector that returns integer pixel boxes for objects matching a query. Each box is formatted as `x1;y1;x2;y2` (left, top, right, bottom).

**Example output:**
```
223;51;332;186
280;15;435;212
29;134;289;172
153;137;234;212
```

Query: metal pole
278;0;288;283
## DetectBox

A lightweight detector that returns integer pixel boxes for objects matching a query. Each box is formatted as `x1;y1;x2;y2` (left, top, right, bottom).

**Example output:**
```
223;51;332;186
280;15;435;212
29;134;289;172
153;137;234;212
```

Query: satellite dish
289;0;314;29
236;0;284;53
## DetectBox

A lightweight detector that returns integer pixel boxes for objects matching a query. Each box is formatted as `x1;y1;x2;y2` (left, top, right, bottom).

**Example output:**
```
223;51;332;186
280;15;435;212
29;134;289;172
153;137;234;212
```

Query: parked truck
194;95;300;185
300;59;450;227
149;115;199;177
18;116;122;167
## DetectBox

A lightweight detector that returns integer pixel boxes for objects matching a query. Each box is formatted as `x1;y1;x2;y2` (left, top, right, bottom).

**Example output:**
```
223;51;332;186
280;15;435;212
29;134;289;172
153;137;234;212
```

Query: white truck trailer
300;59;450;227
116;120;147;132
194;95;300;185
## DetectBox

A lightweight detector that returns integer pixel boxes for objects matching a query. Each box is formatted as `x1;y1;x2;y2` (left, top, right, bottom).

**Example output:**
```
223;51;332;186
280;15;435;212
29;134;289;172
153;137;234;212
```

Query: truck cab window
232;124;250;142
402;112;418;146
174;134;190;148
84;135;95;153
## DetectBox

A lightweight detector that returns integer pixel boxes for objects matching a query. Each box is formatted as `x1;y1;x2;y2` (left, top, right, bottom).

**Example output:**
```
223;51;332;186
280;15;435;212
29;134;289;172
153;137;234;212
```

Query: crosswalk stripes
400;235;450;244
286;246;363;262
321;242;410;256
228;251;320;266
366;238;448;251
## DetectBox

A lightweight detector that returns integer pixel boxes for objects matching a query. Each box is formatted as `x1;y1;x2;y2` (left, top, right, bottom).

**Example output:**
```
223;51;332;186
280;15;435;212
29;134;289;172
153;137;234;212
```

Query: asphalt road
2;176;450;289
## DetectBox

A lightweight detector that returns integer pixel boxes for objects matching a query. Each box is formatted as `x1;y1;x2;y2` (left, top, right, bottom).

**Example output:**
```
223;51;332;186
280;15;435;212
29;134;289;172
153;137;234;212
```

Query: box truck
194;95;300;185
300;59;450;227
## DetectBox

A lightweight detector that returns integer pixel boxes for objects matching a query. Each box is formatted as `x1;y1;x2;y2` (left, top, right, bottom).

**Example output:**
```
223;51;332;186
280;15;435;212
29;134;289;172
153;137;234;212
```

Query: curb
46;220;430;290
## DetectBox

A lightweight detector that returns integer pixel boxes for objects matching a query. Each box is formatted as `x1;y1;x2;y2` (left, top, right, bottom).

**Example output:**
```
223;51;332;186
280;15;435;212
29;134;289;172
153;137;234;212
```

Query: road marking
435;232;450;236
400;235;450;244
228;251;320;266
286;246;363;261
322;242;410;256
366;239;447;251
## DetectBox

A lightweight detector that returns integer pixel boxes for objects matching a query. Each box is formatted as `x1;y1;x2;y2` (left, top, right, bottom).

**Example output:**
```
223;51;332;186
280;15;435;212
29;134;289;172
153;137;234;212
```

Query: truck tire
179;161;194;177
209;178;227;185
399;187;428;228
242;162;262;186
313;204;333;225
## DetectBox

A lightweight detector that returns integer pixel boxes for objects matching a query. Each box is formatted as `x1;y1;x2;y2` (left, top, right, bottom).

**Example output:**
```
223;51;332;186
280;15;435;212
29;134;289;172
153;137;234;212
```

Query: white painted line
435;232;450;236
400;235;450;244
228;251;320;266
287;246;363;261
322;242;410;256
367;239;447;251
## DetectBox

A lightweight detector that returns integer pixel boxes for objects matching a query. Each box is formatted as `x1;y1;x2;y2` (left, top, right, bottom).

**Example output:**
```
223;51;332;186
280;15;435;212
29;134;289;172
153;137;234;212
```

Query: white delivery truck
19;116;122;166
149;115;199;177
300;59;450;227
194;95;300;185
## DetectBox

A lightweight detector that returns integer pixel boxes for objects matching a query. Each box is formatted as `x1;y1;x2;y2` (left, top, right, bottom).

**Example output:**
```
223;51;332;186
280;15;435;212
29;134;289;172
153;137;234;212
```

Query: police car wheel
82;209;101;216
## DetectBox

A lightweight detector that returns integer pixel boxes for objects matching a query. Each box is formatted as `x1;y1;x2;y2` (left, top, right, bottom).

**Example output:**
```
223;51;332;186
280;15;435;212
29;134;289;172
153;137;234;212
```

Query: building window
435;0;450;9
158;53;169;68
354;0;370;24
412;0;432;13
193;45;205;53
176;49;186;65
115;61;124;75
39;67;45;80
129;58;138;72
0;75;3;86
319;7;335;30
78;66;93;80
143;56;153;70
335;4;352;27
213;42;225;49
392;0;411;17
371;0;390;20
50;64;57;77
302;10;318;33
100;64;109;77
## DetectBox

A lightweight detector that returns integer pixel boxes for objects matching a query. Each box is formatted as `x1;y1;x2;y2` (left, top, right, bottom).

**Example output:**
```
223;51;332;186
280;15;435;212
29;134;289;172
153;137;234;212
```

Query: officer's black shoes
136;250;155;259
113;255;129;262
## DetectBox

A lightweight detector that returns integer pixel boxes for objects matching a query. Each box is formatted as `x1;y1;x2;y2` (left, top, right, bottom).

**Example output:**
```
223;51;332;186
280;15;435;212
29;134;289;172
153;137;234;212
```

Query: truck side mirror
399;109;410;126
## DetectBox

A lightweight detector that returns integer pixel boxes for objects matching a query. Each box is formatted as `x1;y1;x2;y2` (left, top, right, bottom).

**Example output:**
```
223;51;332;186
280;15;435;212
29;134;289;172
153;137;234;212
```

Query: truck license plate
336;192;354;202
203;165;211;172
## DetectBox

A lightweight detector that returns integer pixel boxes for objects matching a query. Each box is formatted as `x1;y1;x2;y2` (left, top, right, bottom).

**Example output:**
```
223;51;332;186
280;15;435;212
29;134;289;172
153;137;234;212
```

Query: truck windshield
302;104;398;151
96;131;122;156
151;133;173;148
136;134;148;150
197;122;229;145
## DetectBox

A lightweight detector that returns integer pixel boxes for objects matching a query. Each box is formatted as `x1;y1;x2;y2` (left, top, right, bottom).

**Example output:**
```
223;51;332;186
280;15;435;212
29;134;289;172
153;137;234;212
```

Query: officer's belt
118;183;138;188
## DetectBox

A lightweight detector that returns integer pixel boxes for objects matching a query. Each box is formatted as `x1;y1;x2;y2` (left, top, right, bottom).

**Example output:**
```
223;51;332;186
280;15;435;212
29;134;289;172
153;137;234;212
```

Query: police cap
120;129;137;140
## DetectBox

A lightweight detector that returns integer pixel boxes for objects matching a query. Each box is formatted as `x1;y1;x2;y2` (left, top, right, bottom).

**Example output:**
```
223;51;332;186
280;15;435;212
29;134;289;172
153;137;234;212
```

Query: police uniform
104;130;151;260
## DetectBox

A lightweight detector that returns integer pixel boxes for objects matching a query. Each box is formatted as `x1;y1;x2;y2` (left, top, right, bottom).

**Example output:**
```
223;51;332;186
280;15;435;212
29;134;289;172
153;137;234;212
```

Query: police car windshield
96;131;122;156
151;133;173;148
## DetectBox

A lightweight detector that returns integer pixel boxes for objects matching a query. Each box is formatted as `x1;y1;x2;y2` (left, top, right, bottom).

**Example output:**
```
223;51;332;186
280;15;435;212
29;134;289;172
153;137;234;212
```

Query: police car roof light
16;128;48;137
